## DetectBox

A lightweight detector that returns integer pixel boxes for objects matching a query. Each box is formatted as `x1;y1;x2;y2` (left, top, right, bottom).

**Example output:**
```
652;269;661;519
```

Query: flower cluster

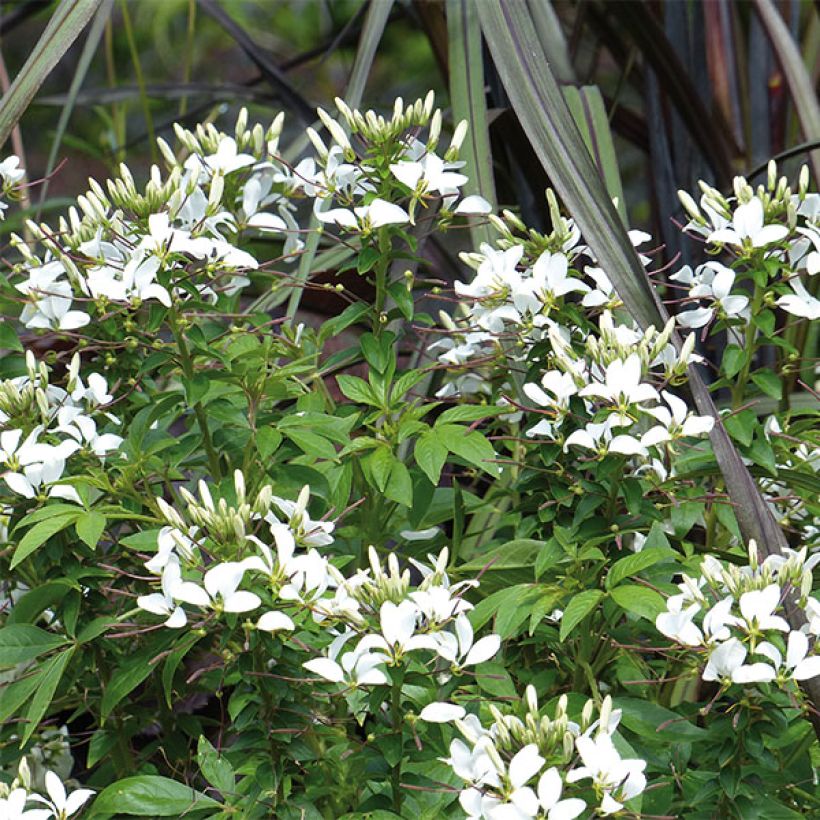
674;162;820;325
0;352;121;503
304;546;500;688
656;540;820;686
138;475;333;630
0;759;93;819
521;311;711;475
432;687;646;818
305;94;490;233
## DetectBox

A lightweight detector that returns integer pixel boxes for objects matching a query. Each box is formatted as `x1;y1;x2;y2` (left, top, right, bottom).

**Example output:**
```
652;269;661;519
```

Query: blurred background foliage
0;0;818;280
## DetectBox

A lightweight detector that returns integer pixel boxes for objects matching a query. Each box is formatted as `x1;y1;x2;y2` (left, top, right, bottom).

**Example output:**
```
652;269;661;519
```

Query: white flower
137;560;187;628
486;743;545;819
703;637;748;682
579;354;658;407
756;631;820;681
0;155;25;185
170;562;261;613
303;632;389;687
708;198;789;248
374;599;439;659
0;788;51;819
30;771;94;819
566;731;646;815
314;197;409;231
777;278;820;320
656;602;703;647
185;136;255;176
564;419;648;458
641;390;714;447
446;737;500;789
453;195;493;215
434;614;501;671
390;152;468;197
537;767;586;820
737;584;789;633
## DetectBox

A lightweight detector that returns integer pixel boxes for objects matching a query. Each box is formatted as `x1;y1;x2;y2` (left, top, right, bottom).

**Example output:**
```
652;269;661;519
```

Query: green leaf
0;669;45;723
336;375;379;406
283;429;338;460
184;373;210;405
606;547;672;590
436;424;497;475
722;345;746;378
414;431;448;485
0;321;23;352
384;460;412;506
559;590;603;641
359;332;394;373
89;775;220;816
724;409;758;447
357;246;380;274
162;634;199;708
535;539;563;580
75;511;106;549
197;736;235;796
367;447;394;493
22;647;74;744
11;513;81;568
101;642;167;721
386;280;414;321
6;581;74;624
751;370;782;400
256;427;282;460
317;302;369;343
611;585;666;621
475;661;517;699
461;539;544;572
616;697;706;742
0;0;103;149
0;625;68;668
436;405;505;424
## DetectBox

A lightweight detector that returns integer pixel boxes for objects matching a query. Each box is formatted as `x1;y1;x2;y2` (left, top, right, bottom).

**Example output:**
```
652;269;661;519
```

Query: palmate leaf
477;1;820;735
0;0;103;149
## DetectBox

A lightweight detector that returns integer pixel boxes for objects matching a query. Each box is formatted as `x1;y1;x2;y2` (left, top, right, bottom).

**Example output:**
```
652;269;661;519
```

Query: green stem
390;670;404;815
373;230;392;334
731;283;763;409
169;310;222;480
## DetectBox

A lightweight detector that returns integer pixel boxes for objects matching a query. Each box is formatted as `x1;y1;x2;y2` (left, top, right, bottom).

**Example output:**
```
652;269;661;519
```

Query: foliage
0;2;818;819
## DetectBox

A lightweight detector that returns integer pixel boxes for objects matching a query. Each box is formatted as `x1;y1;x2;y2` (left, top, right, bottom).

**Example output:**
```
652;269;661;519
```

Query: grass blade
753;0;820;182
0;0;103;150
447;0;496;246
562;85;627;225
37;0;114;216
345;0;394;111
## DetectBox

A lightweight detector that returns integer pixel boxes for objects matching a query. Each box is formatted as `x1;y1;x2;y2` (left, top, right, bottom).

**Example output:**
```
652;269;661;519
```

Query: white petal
257;611;295;632
464;634;501;666
454;195;492;215
303;657;344;682
418;702;466;723
509;743;545;789
222;590;261;613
